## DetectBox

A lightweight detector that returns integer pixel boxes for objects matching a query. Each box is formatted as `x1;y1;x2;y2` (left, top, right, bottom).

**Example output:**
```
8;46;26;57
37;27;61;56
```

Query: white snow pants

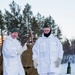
39;72;59;75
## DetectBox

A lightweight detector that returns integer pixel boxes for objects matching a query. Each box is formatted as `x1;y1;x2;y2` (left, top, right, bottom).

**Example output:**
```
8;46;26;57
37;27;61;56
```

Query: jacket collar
42;33;53;39
6;35;16;41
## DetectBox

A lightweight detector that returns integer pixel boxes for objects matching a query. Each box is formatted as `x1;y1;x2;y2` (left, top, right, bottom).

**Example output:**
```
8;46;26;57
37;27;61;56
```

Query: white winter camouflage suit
2;35;25;75
32;34;64;75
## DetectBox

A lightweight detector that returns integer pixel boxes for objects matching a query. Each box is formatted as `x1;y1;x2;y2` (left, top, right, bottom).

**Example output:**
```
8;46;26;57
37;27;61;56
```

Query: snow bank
60;63;75;75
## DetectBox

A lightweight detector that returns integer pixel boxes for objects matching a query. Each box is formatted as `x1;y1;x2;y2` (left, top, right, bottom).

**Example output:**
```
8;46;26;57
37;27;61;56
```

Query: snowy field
60;63;75;75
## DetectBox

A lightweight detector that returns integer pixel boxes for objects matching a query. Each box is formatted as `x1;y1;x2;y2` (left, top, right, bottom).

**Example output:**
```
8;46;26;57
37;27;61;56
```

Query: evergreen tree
51;19;57;35
31;17;39;37
4;1;22;30
4;1;27;43
0;10;5;34
3;1;63;43
70;39;75;54
0;10;5;49
36;13;45;36
62;39;70;55
56;27;62;39
23;3;33;31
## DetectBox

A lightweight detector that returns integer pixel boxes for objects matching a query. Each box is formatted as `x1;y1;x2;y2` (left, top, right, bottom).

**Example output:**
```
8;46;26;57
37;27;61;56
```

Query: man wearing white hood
32;24;64;75
2;28;27;75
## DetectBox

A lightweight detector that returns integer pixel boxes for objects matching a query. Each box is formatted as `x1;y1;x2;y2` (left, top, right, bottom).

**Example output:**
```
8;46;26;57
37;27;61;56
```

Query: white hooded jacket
32;34;64;74
2;35;25;75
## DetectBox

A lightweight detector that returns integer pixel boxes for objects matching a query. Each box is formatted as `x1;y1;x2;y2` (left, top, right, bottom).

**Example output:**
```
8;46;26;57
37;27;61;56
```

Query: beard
44;31;51;37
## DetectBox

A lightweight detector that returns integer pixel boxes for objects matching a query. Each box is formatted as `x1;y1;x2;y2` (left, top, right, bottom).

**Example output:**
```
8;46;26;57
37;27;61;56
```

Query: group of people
2;24;64;75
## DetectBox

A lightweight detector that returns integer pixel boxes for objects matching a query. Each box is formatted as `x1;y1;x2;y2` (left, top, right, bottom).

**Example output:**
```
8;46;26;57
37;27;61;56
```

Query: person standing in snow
32;24;64;75
2;28;27;75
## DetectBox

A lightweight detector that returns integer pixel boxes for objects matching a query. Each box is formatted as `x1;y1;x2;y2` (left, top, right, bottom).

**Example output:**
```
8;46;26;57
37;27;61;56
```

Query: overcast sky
0;0;75;40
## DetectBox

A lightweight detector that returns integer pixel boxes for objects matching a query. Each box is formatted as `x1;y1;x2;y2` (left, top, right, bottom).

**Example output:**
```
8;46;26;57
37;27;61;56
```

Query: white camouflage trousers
39;72;59;75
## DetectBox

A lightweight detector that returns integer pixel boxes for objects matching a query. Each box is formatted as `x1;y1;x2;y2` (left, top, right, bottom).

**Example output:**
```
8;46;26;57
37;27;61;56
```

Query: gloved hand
33;58;38;69
22;43;27;51
55;58;61;67
17;43;27;55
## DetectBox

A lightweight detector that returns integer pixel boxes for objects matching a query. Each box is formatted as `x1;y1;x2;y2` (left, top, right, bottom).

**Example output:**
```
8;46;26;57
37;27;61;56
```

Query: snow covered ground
60;63;75;75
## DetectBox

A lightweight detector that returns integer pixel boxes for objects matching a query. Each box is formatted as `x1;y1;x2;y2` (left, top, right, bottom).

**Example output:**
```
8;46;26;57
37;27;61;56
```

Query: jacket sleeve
2;40;20;57
56;39;64;60
32;40;39;60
